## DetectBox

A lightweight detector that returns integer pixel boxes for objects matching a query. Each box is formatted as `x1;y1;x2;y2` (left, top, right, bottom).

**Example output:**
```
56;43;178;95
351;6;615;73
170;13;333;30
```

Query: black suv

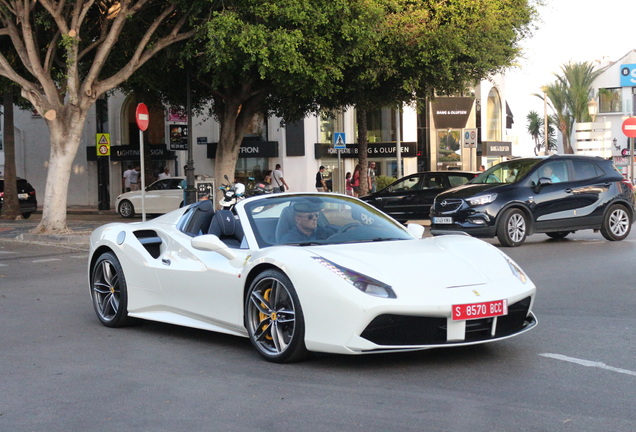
0;177;38;218
430;155;634;246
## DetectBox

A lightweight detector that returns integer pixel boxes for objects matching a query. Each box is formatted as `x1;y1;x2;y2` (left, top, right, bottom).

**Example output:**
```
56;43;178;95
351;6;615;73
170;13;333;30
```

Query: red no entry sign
136;103;149;131
622;117;636;138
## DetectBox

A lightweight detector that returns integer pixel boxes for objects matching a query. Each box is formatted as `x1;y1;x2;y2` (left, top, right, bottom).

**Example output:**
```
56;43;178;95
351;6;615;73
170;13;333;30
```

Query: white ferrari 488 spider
89;193;537;363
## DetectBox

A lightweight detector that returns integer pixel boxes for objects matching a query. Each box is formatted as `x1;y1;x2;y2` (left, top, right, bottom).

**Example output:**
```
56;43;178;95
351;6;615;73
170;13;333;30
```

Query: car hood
304;235;516;289
437;183;504;199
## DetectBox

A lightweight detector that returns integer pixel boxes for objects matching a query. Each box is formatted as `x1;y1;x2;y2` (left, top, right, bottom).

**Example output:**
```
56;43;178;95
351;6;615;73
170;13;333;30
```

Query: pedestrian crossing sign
333;132;346;149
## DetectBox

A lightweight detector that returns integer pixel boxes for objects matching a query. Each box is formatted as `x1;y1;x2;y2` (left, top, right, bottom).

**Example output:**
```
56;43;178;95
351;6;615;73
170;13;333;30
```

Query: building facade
1;78;511;209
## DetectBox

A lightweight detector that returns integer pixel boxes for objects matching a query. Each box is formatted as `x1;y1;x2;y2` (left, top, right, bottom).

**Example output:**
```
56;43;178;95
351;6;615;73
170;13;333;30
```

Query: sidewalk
0;207;122;249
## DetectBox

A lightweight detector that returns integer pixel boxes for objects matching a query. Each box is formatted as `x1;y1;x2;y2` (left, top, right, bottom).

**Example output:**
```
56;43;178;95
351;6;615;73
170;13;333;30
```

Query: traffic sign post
622;117;636;184
136;103;149;221
463;128;477;170
95;133;110;156
333;133;346;193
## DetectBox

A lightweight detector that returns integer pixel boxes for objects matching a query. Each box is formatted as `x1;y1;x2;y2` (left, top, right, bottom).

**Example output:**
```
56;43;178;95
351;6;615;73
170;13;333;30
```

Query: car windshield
471;159;542;184
243;194;413;247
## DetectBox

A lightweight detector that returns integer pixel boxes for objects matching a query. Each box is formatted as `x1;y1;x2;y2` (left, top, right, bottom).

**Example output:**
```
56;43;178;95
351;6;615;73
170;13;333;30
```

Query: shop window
437;129;461;170
319;110;344;144
598;88;622;113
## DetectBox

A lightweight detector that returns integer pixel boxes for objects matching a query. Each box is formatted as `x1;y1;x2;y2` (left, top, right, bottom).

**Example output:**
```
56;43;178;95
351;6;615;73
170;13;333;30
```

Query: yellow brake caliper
259;288;273;340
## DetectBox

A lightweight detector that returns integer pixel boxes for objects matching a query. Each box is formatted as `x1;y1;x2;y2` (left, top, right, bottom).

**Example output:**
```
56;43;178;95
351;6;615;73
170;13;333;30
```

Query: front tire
90;252;132;327
245;269;308;363
601;204;632;241
118;200;135;218
21;212;32;219
497;208;528;247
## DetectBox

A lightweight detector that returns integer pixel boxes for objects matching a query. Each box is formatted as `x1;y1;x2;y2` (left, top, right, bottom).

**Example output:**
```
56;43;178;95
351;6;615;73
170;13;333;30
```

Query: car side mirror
407;223;425;238
191;234;236;260
535;177;552;191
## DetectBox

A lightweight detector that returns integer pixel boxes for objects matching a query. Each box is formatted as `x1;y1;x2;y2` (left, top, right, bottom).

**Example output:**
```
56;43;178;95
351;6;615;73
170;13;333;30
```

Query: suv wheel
497;208;527;247
600;204;632;241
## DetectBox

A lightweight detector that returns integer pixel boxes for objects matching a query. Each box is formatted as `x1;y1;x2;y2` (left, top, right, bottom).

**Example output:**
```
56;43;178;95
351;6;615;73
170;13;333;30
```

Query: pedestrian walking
129;166;140;191
345;172;353;196
315;166;327;192
272;164;289;193
351;164;361;197
122;165;133;192
367;161;377;193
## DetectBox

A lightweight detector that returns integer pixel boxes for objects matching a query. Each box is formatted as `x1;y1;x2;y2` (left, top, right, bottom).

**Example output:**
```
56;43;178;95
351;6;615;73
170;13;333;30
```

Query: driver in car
280;202;335;243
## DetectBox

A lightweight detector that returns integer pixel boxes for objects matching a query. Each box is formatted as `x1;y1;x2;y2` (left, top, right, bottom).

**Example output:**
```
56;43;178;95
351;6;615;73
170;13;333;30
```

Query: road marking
31;258;62;263
70;255;87;259
540;353;636;377
0;263;7;267
0;251;17;254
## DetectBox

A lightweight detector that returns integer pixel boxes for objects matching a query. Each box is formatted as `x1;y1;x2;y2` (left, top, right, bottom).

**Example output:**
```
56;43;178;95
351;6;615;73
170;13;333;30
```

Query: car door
145;179;183;213
528;160;582;230
153;232;246;330
412;174;447;218
376;174;424;221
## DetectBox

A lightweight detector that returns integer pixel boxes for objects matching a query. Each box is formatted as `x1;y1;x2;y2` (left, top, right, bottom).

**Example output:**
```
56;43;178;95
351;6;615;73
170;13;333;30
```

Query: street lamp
587;98;598;122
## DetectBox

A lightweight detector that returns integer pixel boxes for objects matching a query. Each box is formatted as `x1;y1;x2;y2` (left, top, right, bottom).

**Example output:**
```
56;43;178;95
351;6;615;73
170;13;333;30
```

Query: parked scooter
218;175;246;210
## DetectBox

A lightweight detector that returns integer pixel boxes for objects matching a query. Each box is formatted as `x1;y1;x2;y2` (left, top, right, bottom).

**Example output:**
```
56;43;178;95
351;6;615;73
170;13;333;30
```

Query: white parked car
116;177;185;218
89;193;537;363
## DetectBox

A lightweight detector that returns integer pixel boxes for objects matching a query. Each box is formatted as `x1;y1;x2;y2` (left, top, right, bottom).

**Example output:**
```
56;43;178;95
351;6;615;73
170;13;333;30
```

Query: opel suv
430;155;634;246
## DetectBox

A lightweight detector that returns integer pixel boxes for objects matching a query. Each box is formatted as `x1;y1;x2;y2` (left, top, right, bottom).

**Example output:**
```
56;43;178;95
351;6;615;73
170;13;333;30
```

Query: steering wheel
335;222;362;234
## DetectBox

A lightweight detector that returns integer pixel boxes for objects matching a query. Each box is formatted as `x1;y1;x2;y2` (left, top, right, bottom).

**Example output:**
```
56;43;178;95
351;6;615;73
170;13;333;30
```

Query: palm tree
558;62;603;122
542;81;574;153
537;61;603;154
526;111;543;156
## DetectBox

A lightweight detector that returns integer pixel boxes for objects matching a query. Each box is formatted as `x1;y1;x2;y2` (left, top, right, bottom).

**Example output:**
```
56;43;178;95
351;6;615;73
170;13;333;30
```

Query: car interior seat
181;199;214;236
275;205;295;243
208;209;244;248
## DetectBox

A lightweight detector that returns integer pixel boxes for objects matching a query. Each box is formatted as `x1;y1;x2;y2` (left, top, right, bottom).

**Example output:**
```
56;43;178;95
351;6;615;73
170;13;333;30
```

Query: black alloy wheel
245;269;308;363
90;252;132;327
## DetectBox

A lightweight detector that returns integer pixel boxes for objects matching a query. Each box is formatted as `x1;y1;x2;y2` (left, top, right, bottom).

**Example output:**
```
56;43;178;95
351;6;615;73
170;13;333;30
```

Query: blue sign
620;64;636;87
333;132;346;149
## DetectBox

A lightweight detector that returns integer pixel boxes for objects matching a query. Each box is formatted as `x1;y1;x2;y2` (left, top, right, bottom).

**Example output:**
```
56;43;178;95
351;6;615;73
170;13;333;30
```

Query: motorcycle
218;175;246;210
219;175;274;210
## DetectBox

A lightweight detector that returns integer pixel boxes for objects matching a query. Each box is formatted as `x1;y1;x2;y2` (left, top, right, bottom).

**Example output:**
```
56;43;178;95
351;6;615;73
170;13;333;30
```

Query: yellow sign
96;133;110;156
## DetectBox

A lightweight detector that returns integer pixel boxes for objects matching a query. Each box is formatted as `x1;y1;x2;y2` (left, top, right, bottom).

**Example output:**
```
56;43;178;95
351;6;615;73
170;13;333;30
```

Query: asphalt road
1;224;635;431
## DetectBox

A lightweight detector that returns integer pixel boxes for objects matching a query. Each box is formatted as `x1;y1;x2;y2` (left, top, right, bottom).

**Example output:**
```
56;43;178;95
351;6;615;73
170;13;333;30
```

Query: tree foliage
0;0;203;232
539;61;602;154
317;0;538;194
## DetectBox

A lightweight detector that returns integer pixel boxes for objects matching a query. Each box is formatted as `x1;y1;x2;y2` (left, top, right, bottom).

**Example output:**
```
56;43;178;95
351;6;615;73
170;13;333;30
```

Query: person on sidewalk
122;165;133;192
272;164;289;193
367;162;377;193
129;166;140;191
315;166;327;192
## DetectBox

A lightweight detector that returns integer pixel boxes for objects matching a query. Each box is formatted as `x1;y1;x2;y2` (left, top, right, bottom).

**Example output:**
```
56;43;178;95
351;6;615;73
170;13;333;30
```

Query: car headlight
312;257;396;299
505;257;527;284
466;194;497;206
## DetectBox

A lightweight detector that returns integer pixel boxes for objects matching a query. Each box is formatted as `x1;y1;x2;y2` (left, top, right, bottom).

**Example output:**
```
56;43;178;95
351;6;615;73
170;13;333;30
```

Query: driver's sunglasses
299;212;320;220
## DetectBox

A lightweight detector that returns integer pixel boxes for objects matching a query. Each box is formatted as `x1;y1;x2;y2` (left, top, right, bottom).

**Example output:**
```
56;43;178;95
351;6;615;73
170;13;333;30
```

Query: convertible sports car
89;193;537;363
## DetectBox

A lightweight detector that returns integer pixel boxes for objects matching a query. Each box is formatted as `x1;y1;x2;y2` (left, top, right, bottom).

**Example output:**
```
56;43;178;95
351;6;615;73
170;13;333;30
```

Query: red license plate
452;299;508;321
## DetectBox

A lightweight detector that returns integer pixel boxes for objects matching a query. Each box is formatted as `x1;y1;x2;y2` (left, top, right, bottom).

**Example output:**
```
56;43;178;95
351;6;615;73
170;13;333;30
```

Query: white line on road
0;251;17;254
31;258;61;263
540;353;636;377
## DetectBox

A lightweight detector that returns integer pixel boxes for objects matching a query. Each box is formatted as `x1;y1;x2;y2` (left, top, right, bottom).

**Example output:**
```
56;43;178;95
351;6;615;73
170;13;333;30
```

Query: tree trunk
214;100;246;208
1;89;21;220
31;110;88;234
356;108;369;196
